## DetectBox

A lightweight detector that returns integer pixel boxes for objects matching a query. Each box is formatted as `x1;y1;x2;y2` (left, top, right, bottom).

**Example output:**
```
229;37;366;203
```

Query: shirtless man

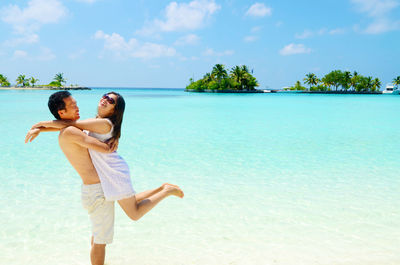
25;91;182;265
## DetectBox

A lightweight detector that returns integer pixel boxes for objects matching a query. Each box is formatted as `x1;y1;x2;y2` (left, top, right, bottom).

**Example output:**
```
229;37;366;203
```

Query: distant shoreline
0;86;91;90
185;89;264;93
186;89;385;94
299;90;382;94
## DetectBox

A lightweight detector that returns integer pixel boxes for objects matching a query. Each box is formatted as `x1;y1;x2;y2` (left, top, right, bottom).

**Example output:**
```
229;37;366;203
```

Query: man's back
59;126;100;184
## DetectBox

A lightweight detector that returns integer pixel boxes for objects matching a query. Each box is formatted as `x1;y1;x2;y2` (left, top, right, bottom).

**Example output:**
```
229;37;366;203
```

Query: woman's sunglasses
102;94;116;105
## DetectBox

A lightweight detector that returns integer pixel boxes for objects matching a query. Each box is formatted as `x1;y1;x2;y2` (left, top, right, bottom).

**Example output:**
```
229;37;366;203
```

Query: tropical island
287;70;400;94
0;72;90;90
185;64;261;93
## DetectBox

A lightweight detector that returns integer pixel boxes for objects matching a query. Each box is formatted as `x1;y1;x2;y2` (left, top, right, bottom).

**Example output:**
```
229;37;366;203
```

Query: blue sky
0;0;399;89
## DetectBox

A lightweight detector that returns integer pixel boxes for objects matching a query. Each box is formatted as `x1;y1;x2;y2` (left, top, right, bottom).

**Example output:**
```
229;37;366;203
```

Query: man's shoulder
60;126;84;138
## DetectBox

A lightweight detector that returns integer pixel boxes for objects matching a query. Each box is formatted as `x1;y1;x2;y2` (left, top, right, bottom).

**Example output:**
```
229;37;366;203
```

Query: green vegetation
394;76;400;88
16;74;30;87
0;72;71;88
286;70;385;92
30;77;39;87
186;64;259;92
0;74;11;87
50;72;66;87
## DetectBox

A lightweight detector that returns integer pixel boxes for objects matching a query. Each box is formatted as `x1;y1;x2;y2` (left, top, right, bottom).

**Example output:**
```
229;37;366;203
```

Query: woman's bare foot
163;184;184;198
162;183;180;189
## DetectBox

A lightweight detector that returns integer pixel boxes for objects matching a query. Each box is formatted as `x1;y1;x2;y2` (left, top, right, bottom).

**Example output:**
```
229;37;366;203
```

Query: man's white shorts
81;183;115;244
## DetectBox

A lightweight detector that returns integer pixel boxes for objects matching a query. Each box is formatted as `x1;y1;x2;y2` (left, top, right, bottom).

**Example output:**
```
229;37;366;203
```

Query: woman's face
97;93;117;117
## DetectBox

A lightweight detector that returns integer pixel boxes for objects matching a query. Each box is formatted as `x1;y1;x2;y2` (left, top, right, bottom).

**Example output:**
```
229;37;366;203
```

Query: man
25;91;182;265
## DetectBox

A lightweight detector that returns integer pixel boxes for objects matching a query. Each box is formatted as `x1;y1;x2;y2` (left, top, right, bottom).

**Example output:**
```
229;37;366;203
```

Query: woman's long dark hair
105;92;125;140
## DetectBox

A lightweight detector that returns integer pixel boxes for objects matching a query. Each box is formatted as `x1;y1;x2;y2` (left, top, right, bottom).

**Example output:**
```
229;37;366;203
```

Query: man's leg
91;243;106;265
90;237;106;265
82;184;114;265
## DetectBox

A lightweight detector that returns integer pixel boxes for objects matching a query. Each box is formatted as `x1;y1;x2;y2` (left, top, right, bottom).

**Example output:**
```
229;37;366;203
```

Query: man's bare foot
163;184;184;198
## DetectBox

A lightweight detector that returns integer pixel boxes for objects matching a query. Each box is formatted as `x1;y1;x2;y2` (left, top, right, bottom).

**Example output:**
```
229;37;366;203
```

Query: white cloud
2;0;67;30
279;43;311;56
75;0;97;3
174;34;200;46
4;33;39;46
37;47;56;61
12;47;55;60
203;48;234;56
351;0;398;17
137;0;220;35
94;30;176;59
1;0;67;45
295;28;345;38
351;0;400;34
133;42;176;59
245;3;272;17
251;26;262;32
68;49;86;60
14;50;28;58
364;18;400;33
295;29;314;39
244;35;258;42
329;28;346;35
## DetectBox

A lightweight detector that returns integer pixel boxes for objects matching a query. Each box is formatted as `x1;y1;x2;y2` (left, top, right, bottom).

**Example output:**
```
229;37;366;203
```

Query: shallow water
1;89;399;265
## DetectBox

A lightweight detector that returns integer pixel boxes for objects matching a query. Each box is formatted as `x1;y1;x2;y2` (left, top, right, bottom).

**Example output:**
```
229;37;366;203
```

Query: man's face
58;96;80;120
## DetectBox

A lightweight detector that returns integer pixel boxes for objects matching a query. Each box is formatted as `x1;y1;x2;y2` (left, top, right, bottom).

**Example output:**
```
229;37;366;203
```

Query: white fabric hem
105;192;136;201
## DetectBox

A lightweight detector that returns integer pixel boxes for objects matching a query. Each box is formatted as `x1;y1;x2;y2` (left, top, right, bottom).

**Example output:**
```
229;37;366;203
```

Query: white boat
382;83;400;94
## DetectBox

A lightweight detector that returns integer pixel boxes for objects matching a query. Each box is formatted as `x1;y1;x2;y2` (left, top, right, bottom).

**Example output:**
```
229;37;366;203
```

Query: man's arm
62;126;117;153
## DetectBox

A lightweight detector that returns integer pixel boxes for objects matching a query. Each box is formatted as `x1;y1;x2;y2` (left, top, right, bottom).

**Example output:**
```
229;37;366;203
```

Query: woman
28;92;184;221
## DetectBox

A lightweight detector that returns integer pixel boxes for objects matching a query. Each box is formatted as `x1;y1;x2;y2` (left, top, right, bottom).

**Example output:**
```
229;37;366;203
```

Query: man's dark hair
48;91;71;120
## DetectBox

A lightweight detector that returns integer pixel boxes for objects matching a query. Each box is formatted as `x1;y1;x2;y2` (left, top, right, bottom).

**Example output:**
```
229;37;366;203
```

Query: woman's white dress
88;120;136;201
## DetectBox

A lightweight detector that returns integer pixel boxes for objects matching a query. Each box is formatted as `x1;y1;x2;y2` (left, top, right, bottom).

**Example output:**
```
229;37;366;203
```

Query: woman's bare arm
25;127;60;143
32;118;112;134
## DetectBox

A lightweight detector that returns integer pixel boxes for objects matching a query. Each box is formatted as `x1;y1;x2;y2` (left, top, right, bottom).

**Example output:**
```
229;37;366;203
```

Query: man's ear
58;109;65;117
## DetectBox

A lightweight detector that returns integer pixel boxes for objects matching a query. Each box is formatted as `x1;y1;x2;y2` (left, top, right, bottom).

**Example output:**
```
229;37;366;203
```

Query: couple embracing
25;91;184;265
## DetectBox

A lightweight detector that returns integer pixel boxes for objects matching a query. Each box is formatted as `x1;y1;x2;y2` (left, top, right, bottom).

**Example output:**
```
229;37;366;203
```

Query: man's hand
25;128;41;143
106;138;119;152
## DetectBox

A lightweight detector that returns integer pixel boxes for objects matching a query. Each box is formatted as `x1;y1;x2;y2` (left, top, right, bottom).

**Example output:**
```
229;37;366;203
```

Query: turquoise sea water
0;88;399;265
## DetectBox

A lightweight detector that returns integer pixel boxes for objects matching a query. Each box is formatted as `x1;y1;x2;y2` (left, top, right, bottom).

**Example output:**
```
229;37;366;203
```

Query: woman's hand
25;128;41;143
106;138;119;152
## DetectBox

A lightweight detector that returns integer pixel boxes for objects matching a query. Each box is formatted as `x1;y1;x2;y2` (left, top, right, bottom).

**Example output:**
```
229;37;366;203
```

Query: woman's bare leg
118;184;183;221
135;186;162;203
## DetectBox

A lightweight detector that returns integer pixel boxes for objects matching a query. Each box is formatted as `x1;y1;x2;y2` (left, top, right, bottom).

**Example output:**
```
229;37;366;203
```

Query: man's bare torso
58;127;100;184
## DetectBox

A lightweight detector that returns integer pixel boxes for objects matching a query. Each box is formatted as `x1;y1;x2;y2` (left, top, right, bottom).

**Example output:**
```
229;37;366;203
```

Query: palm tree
230;66;244;90
294;80;302;90
240;65;254;90
393;76;400;88
211;64;227;80
16;74;29;87
366;76;373;91
304;73;319;90
30;77;39;87
342;71;352;91
241;65;250;74
0;74;6;87
211;64;228;88
54;73;66;87
372;78;381;92
203;72;213;83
